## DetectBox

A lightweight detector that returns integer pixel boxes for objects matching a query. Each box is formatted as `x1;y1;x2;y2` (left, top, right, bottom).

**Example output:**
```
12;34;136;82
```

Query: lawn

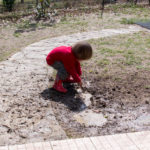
89;31;150;70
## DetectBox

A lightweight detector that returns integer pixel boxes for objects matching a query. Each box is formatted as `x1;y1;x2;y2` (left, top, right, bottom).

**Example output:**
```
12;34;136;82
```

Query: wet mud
41;71;150;138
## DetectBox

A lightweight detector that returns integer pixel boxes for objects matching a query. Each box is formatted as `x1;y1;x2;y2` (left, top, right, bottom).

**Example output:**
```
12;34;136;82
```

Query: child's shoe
53;77;67;93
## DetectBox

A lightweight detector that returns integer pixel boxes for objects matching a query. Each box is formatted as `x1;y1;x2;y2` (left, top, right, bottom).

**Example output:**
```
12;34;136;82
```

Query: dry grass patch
87;31;150;72
0;12;129;62
1;3;150;62
82;31;150;103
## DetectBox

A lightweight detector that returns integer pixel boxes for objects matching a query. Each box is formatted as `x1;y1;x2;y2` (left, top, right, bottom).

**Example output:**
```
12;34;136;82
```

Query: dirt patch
41;70;150;138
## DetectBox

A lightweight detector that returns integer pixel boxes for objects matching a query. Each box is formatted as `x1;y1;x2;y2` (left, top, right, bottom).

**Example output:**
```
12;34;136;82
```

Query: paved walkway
0;131;150;150
0;26;144;145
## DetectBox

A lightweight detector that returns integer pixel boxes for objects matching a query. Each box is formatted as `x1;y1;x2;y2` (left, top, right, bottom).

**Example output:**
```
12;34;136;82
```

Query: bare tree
101;0;105;18
134;0;138;4
36;0;39;6
126;0;138;4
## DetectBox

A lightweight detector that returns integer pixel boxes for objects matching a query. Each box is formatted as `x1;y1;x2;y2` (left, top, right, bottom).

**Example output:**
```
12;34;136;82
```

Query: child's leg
51;61;68;92
52;61;68;80
52;62;77;83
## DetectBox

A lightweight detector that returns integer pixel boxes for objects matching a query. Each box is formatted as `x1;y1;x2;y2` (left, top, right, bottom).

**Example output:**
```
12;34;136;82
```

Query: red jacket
46;46;82;82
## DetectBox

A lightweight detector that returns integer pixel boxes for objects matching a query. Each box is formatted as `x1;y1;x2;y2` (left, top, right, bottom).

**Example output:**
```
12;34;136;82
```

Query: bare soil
40;69;150;138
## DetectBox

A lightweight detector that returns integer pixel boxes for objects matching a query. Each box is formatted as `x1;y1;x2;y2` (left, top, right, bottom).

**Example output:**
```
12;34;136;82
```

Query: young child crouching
46;41;93;93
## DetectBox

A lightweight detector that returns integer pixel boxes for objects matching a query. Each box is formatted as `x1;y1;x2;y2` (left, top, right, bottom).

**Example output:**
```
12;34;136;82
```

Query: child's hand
78;82;82;88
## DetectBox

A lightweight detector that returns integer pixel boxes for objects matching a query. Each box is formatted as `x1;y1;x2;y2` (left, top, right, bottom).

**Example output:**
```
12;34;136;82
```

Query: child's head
72;41;93;61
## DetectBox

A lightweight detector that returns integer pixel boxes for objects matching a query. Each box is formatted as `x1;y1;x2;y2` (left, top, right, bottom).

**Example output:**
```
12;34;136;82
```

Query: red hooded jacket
46;46;82;82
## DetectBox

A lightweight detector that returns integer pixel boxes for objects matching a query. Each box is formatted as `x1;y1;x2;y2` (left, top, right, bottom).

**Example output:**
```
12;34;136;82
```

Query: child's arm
64;63;81;82
76;62;83;88
78;81;82;88
69;69;81;83
76;61;82;76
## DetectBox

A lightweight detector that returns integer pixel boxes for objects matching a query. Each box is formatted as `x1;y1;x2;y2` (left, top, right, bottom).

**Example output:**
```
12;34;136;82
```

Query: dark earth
41;68;150;138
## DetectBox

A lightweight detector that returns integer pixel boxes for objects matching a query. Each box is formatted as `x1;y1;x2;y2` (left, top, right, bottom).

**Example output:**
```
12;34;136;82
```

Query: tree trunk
36;0;39;6
134;0;138;5
21;0;24;4
101;0;105;18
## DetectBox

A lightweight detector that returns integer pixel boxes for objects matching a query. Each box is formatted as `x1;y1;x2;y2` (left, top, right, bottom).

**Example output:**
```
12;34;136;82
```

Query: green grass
123;54;142;65
100;48;114;54
0;0;35;4
0;48;18;62
53;16;89;32
13;32;21;37
107;3;150;16
120;18;150;25
88;31;150;74
59;16;88;26
16;20;38;29
145;85;150;89
98;58;110;67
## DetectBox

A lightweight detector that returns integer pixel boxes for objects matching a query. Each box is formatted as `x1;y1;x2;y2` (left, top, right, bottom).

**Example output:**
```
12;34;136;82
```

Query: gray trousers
51;61;68;80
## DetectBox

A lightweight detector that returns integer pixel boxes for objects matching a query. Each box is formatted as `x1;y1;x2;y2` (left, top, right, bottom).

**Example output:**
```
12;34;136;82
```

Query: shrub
3;0;15;11
36;0;50;19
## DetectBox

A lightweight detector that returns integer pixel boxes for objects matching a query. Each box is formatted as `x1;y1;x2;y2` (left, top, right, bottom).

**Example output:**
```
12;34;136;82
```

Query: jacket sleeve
64;61;81;82
76;61;82;76
69;68;81;82
46;51;53;66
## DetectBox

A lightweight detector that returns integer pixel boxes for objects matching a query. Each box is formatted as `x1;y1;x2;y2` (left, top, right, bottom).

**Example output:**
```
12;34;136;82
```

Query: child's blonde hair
72;41;93;60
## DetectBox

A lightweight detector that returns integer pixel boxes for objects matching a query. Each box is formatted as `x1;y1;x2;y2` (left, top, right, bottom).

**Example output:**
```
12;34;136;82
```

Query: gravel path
0;26;143;145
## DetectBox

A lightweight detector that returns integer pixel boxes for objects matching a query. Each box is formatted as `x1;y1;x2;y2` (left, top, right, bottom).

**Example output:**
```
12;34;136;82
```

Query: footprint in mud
41;83;86;112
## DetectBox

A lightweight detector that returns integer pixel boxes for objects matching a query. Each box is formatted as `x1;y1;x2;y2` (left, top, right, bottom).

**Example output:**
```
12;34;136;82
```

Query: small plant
121;18;150;25
145;85;150;89
36;0;50;19
3;0;15;11
136;65;143;69
124;54;142;65
120;18;135;24
13;32;21;37
98;58;110;67
100;48;113;54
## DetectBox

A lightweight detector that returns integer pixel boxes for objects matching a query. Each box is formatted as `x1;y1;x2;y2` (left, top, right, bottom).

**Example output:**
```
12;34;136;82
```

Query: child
46;41;93;93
